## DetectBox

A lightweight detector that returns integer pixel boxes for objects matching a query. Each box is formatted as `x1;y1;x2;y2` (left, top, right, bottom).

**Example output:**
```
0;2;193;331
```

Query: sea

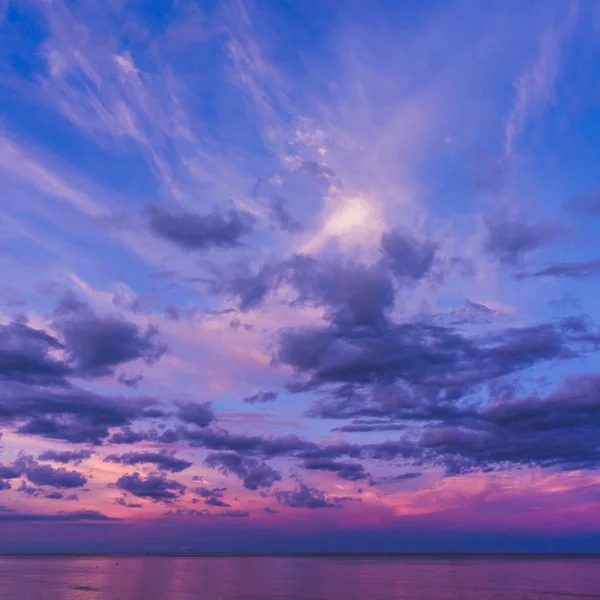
0;555;599;599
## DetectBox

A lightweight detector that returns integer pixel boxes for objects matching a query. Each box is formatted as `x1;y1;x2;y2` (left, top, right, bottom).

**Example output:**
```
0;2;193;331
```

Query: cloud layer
1;0;600;552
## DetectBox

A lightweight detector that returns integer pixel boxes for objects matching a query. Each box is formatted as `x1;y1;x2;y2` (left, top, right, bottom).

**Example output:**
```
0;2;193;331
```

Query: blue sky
2;0;600;552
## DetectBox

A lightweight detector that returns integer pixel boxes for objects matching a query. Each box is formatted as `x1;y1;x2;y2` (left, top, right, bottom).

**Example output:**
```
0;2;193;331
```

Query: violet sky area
1;0;600;553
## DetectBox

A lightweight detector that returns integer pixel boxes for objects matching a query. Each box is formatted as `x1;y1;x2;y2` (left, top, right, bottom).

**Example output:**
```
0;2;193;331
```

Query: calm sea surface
0;555;599;600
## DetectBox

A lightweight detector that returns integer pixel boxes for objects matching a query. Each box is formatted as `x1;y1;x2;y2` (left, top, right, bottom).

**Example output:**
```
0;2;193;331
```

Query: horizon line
1;552;600;558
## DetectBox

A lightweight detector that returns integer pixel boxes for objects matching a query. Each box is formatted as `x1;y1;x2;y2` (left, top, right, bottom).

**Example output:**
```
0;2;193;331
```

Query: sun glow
302;195;383;252
323;196;373;235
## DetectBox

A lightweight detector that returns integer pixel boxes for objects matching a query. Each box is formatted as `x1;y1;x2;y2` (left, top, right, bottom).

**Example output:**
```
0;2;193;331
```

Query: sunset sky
2;0;600;553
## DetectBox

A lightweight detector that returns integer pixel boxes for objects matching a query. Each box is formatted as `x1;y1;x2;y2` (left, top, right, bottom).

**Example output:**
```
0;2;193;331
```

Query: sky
1;0;600;553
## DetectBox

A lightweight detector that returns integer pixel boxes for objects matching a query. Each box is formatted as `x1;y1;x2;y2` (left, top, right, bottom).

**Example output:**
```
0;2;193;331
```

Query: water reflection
0;556;599;600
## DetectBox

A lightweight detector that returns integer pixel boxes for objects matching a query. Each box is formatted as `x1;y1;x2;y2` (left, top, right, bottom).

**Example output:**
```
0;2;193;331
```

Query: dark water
0;555;599;599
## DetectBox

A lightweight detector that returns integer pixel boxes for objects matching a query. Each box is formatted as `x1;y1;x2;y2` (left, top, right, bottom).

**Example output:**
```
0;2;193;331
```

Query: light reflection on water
0;556;599;600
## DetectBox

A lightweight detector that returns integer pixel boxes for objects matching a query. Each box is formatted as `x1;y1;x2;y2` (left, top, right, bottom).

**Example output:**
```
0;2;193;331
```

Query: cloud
147;204;254;251
566;186;600;215
0;462;24;479
164;508;250;518
115;496;143;509
53;293;167;377
0;296;167;385
269;195;303;232
108;427;150;445
286;254;395;327
0;509;117;522
303;458;370;481
279;319;580;398
220;250;397;323
117;373;144;388
38;449;92;464
195;486;230;508
115;472;186;500
275;484;342;509
1;456;87;491
370;472;422;485
339;373;600;475
1;456;88;489
332;421;408;433
1;0;600;545
217;262;282;310
216;509;249;518
104;451;192;473
204;452;281;490
504;22;572;156
525;259;600;278
484;211;563;266
4;387;162;444
176;401;215;428
17;482;78;501
175;427;314;457
0;321;70;386
380;227;437;280
242;391;278;404
24;462;87;489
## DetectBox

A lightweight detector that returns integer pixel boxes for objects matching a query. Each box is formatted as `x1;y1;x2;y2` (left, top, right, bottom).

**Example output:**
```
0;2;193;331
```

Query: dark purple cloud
38;449;92;464
286;254;394;327
0;296;168;446
303;458;370;481
380;227;437;280
1;456;88;489
222;250;397;323
349;373;600;475
279;319;580;399
216;509;249;518
195;486;230;507
117;373;144;388
370;472;422;485
243;391;278;404
484;211;563;265
0;462;24;479
5;388;163;444
214;261;282;311
17;482;79;500
0;510;116;522
53;294;167;378
275;484;342;509
108;427;151;445
115;496;143;509
204;452;281;490
525;259;600;278
116;472;186;500
177;426;314;457
104;451;192;473
176;401;215;428
147;204;254;251
0;321;70;386
24;462;87;489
